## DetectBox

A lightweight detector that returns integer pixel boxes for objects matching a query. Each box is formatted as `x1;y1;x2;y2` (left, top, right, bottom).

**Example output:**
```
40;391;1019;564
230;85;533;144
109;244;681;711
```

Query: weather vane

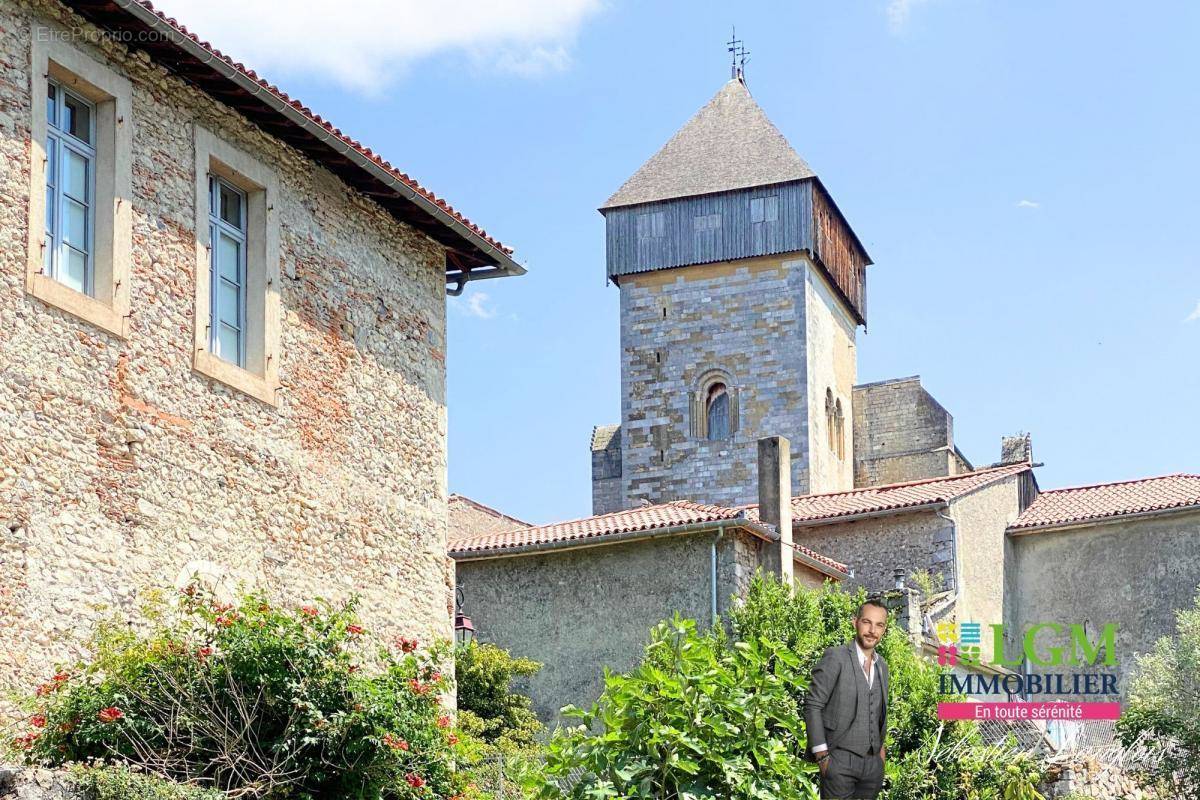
727;26;749;81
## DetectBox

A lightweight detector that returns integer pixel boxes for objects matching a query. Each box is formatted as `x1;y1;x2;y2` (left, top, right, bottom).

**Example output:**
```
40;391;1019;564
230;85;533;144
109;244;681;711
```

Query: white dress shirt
813;642;877;755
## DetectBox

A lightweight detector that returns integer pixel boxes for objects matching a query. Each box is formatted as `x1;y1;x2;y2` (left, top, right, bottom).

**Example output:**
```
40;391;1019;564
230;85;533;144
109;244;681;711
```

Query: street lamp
453;586;475;645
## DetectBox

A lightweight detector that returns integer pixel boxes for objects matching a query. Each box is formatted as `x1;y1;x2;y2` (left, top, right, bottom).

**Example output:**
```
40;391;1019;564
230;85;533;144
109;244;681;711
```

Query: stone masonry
0;0;456;717
608;253;860;510
852;376;972;488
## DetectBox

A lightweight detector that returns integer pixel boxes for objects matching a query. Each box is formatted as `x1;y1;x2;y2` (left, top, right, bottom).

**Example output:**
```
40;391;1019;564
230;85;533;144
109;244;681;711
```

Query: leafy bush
8;586;471;800
1117;587;1200;799
527;613;820;800
454;641;545;798
70;764;225;800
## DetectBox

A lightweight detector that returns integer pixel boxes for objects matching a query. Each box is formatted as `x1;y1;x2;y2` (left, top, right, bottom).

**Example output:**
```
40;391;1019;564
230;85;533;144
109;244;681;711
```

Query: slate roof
1010;474;1200;532
65;0;518;273
601;78;816;209
449;499;848;575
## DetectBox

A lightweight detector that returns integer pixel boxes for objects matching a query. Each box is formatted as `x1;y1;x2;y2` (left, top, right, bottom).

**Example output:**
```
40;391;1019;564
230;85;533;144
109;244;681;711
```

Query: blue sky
163;0;1200;524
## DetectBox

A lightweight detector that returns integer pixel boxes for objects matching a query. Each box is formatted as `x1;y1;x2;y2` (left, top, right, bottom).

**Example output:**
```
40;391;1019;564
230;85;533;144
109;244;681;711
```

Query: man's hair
855;598;889;618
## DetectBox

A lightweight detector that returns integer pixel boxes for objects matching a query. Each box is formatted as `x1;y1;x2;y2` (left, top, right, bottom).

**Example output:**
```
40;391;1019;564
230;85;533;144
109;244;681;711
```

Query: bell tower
590;76;871;513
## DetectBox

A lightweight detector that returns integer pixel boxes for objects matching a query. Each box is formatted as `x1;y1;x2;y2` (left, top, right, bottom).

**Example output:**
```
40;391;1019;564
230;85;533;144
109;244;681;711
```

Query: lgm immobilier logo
934;621;1122;721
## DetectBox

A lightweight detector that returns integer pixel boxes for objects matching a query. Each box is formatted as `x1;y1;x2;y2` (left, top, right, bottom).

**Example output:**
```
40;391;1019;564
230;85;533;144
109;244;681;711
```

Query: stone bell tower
590;76;872;513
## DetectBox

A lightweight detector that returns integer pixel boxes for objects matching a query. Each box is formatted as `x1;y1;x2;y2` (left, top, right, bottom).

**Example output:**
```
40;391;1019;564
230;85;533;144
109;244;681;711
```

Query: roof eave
82;0;523;280
1008;503;1200;536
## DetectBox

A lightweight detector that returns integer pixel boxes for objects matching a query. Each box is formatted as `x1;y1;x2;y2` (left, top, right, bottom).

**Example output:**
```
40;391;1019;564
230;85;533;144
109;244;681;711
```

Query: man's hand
816;753;830;776
879;745;886;764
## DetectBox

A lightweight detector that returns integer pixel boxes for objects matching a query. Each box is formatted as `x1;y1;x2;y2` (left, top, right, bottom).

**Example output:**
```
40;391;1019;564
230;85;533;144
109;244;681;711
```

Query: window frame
192;126;281;406
207;175;249;368
45;80;98;296
26;26;133;338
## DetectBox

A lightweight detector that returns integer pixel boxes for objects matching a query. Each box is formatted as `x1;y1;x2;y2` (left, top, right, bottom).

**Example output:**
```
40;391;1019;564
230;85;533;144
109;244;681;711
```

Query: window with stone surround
834;398;845;460
26;27;133;337
690;369;739;441
192;126;281;405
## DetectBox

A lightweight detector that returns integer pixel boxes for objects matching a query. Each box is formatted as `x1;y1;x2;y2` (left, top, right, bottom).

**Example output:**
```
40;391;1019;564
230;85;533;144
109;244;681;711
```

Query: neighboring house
452;74;1200;724
0;0;522;714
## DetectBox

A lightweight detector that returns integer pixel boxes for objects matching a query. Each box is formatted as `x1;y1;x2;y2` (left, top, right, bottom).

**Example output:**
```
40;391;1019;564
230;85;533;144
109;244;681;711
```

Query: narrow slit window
208;176;248;368
44;81;96;295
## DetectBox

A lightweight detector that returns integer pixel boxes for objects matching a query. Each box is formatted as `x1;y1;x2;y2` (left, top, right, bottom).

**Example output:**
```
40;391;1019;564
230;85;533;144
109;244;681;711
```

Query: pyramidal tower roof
601;78;816;210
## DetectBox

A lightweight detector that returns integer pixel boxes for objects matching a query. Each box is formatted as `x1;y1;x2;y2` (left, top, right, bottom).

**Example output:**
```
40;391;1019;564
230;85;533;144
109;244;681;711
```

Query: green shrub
1117;587;1200;799
9;586;471;800
527;612;820;800
69;764;224;800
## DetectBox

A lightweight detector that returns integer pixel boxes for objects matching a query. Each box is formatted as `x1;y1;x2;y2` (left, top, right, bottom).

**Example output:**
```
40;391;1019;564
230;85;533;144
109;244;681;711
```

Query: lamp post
453;586;475;646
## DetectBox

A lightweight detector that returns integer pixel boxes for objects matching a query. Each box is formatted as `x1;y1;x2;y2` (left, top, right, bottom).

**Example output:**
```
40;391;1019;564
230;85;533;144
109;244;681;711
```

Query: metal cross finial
727;27;749;81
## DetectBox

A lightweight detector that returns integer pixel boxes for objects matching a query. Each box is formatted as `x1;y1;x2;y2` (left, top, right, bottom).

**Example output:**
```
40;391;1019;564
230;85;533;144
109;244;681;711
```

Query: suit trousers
819;746;884;799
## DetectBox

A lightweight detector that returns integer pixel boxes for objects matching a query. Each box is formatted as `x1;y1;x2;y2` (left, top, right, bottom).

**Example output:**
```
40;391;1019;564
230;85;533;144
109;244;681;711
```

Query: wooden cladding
810;183;868;322
604;179;869;324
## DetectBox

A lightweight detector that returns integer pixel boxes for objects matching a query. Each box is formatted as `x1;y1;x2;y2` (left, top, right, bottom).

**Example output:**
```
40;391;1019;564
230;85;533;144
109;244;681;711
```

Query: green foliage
455;641;543;752
8;586;471;800
529;612;820;800
723;574;1046;800
70;764;225;800
454;641;545;799
1117;586;1200;799
908;569;945;599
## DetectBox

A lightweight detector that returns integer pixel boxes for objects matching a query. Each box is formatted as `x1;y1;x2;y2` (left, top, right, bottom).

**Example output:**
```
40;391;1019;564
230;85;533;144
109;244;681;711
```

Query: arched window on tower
825;388;836;451
690;370;738;440
834;398;845;460
706;382;730;441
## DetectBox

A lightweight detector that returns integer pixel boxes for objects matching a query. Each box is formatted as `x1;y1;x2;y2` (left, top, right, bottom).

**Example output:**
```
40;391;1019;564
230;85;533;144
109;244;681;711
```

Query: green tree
1117;587;1200;798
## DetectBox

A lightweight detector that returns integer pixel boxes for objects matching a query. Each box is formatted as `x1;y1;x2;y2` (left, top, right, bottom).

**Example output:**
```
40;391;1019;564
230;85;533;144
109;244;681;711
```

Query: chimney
999;433;1033;465
757;436;793;585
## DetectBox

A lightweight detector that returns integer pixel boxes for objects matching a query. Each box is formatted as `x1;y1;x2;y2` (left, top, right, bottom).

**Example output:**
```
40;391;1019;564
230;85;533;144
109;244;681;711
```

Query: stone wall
616;254;814;509
0;768;76;800
1008;509;1200;701
1040;758;1156;799
795;509;955;597
589;424;622;515
852;376;968;488
803;262;857;495
0;0;453;718
950;475;1022;663
455;528;768;729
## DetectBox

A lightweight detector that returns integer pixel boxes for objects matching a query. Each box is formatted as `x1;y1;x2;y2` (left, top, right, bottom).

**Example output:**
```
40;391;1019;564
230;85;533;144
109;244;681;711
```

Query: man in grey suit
804;598;890;799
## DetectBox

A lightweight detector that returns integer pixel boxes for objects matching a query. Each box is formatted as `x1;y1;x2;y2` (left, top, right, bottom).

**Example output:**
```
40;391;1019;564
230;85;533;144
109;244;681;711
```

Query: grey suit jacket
803;641;889;756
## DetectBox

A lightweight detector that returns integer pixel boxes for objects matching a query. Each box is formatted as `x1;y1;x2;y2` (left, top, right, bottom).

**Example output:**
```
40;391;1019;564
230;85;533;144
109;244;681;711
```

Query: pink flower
346;624;365;636
409;678;429;695
447;733;459;745
436;715;451;728
196;646;214;661
299;606;318;619
215;614;237;627
396;636;418;653
30;714;46;728
405;773;425;789
98;707;124;724
12;732;39;749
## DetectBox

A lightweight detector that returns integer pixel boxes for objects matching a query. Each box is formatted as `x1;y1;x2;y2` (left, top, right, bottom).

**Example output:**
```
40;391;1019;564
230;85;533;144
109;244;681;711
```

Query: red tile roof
1010;474;1200;532
745;462;1031;525
449;499;848;575
71;0;513;266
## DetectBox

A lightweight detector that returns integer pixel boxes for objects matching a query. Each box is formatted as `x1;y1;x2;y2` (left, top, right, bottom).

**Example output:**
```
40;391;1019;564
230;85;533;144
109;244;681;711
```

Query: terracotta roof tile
733;462;1032;526
107;1;512;256
1010;474;1200;531
449;498;847;573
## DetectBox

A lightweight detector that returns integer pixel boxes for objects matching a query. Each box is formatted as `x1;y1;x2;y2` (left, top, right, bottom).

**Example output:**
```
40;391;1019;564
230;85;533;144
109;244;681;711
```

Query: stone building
0;0;521;713
453;75;1200;723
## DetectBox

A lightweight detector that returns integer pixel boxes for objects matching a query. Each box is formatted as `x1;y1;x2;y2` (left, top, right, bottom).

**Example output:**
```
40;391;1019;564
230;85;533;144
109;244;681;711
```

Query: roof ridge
124;0;512;256
448;494;532;528
1037;472;1200;495
789;462;1030;503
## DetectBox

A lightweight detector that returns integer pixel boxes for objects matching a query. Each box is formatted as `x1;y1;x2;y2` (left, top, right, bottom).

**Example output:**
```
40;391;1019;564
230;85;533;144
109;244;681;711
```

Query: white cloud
151;0;604;91
1185;301;1200;323
1015;199;1040;209
453;291;497;320
887;0;934;33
